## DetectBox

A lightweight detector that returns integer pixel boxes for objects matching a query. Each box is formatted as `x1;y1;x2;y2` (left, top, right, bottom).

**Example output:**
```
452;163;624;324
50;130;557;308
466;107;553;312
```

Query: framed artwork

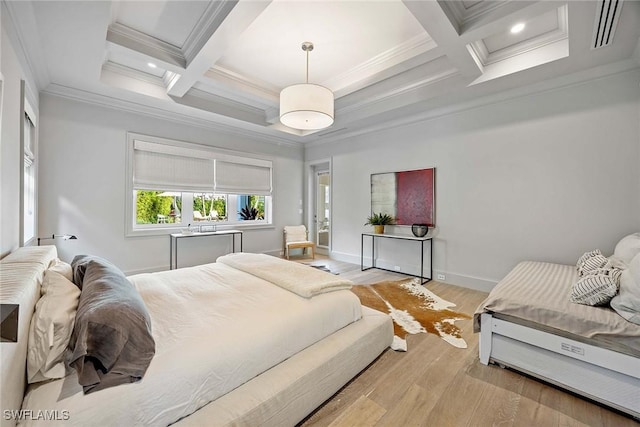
371;168;435;226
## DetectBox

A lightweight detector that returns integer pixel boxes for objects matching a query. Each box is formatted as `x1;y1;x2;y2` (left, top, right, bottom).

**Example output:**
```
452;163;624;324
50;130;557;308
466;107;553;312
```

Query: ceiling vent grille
592;0;624;49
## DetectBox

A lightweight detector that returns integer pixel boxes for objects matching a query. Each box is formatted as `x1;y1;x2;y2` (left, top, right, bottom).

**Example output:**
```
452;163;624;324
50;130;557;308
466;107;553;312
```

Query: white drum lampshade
279;83;334;130
279;41;334;131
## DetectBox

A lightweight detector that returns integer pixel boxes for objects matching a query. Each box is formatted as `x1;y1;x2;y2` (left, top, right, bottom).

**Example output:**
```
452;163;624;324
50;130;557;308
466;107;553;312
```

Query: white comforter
217;252;352;297
19;262;361;426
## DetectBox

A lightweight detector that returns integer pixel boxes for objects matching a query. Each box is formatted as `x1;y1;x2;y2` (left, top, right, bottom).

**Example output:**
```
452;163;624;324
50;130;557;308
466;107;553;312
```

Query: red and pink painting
371;168;435;226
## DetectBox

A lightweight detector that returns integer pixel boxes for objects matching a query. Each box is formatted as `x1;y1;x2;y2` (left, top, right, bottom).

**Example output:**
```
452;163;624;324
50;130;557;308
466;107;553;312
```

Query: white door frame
304;158;332;256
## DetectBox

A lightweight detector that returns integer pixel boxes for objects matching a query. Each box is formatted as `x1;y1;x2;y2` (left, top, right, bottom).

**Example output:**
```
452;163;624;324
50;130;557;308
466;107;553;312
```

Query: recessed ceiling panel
115;0;210;49
483;8;560;53
108;51;167;78
215;0;430;91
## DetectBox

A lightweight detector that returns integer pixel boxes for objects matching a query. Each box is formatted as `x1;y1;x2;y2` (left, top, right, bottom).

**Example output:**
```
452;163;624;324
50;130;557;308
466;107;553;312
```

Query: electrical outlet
437;274;446;281
394;265;401;271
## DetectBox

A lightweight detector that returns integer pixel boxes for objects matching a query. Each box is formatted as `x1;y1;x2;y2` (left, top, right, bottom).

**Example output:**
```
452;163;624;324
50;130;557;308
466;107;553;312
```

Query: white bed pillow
570;267;621;306
609;232;640;267
27;270;81;383
610;253;640;324
48;258;73;281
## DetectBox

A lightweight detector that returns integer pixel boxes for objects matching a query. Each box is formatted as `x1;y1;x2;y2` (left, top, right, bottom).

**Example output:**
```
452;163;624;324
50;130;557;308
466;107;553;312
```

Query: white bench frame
479;313;640;418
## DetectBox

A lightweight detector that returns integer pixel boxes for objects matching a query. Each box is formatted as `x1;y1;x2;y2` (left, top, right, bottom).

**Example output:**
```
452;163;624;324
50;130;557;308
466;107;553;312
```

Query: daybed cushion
474;261;640;356
69;255;155;394
610;253;640;325
27;270;81;383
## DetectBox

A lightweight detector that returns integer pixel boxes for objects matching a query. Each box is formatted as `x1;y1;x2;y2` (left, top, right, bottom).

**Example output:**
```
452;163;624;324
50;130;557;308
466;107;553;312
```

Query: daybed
0;246;393;426
474;235;640;419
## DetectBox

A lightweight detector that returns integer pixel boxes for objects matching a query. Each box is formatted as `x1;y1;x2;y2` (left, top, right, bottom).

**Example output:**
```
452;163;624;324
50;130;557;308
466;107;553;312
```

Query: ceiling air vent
592;0;624;49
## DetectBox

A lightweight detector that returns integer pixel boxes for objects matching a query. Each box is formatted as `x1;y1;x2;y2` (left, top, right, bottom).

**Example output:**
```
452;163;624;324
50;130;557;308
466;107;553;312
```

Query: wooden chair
283;225;315;260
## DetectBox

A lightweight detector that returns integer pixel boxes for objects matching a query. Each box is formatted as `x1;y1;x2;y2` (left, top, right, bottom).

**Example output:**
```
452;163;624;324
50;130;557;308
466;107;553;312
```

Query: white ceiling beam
166;0;272;98
169;88;267;126
402;0;482;78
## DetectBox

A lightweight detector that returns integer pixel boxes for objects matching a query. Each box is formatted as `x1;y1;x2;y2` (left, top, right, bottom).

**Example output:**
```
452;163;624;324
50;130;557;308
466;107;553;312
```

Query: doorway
315;171;330;250
308;161;331;255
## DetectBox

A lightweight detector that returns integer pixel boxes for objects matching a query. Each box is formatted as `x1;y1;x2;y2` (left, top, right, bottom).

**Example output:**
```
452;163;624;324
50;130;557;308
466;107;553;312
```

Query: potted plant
365;212;395;234
238;203;264;220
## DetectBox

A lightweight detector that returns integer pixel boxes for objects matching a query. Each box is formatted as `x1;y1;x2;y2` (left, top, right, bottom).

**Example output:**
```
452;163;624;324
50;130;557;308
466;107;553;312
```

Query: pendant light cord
306;49;309;84
301;41;313;84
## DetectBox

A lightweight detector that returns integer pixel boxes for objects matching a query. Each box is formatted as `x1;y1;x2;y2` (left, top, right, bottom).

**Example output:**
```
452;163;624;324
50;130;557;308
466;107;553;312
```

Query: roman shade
133;140;215;192
215;158;272;196
132;139;272;195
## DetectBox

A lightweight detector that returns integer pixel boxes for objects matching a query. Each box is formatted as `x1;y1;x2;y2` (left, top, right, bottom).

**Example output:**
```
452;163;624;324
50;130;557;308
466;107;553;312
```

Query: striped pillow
576;249;610;277
570;267;622;306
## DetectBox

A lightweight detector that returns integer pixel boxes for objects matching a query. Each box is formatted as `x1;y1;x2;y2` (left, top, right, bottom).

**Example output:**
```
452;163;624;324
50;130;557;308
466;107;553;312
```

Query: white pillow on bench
610;253;640;324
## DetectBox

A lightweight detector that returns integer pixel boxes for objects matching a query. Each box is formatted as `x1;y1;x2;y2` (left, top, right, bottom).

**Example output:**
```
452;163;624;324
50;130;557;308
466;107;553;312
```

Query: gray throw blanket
69;255;155;394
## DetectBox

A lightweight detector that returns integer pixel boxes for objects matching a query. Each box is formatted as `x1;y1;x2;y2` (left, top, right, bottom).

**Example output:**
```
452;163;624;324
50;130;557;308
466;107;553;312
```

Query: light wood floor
286;255;637;427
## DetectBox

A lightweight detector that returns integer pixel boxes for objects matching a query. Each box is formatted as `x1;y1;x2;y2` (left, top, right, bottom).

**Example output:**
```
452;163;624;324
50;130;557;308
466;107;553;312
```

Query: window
126;134;273;235
22;108;36;244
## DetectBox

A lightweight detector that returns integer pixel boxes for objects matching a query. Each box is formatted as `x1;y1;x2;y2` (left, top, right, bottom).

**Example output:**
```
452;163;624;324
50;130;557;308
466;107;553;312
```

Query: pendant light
279;42;334;131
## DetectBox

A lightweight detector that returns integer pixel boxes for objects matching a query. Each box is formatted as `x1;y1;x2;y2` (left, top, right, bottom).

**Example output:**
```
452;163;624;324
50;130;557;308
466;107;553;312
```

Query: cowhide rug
351;278;470;351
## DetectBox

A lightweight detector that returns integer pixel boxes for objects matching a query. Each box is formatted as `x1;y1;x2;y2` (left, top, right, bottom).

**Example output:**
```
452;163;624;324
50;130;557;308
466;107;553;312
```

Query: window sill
126;222;275;238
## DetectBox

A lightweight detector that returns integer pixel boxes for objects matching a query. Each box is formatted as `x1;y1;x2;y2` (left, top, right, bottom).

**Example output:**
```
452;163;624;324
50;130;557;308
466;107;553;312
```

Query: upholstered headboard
0;246;57;427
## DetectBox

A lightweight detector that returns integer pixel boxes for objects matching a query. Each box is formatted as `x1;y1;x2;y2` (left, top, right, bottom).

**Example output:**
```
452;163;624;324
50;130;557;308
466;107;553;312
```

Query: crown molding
2;0;50;92
438;0;509;33
322;34;437;94
460;1;511;29
182;0;238;66
337;67;459;115
107;22;186;68
41;83;300;148
204;66;280;102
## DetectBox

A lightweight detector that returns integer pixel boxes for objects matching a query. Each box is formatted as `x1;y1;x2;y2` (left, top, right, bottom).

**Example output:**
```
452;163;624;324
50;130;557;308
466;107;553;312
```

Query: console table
170;230;243;270
361;233;432;284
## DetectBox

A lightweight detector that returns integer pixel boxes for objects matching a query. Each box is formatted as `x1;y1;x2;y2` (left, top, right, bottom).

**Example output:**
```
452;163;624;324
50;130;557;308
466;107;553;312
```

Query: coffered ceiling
5;0;640;145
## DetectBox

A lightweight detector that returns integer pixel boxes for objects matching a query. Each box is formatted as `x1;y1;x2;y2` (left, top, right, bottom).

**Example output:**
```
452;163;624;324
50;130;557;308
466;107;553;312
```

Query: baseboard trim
329;250;497;292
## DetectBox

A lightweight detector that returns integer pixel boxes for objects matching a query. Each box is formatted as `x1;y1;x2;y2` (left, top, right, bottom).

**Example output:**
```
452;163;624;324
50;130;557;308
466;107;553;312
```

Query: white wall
38;94;304;274
307;69;640;291
0;6;39;257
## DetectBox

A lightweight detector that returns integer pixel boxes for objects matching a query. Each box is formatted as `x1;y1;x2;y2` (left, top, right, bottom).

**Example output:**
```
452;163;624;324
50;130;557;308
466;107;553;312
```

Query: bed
474;258;640;418
0;246;393;426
